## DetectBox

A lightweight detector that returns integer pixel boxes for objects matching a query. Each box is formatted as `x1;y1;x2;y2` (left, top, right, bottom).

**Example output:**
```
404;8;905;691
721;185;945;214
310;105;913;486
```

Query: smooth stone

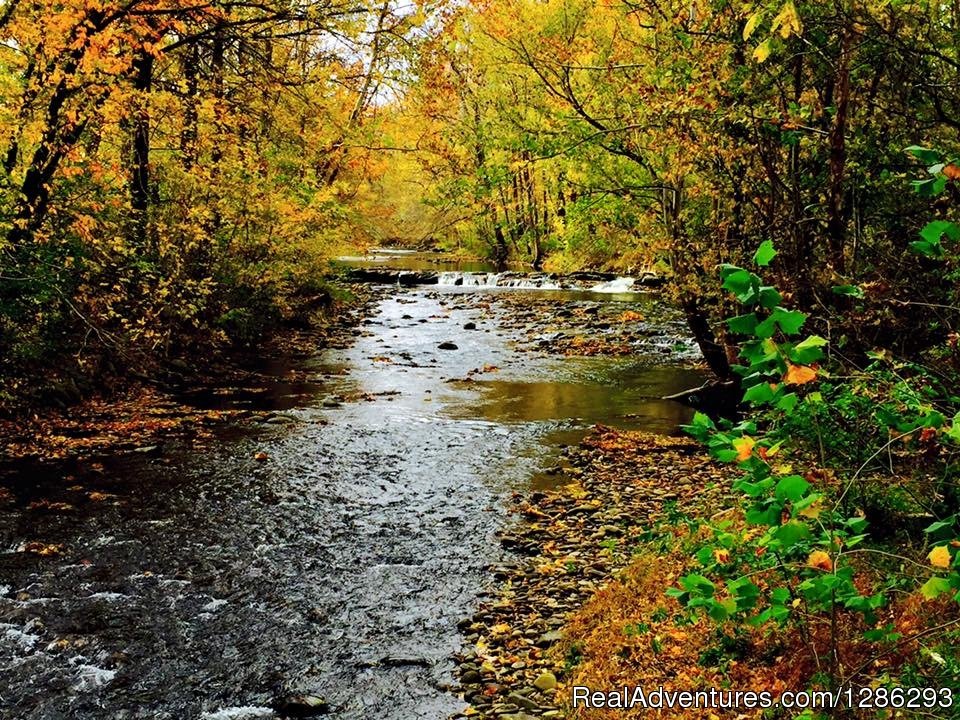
438;341;459;350
271;694;330;717
507;692;539;711
533;671;558;691
537;630;563;646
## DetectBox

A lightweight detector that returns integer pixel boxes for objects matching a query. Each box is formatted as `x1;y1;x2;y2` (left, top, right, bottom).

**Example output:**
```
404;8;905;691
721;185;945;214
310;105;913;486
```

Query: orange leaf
807;550;833;571
733;436;755;461
943;164;960;181
928;545;952;569
784;363;817;385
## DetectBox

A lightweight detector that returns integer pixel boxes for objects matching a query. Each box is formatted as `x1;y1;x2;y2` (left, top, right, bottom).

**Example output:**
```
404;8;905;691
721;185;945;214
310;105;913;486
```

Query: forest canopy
2;0;960;396
5;0;960;711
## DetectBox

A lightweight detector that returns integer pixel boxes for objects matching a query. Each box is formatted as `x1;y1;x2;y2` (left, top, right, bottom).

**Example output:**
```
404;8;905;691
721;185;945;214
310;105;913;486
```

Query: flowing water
0;273;705;720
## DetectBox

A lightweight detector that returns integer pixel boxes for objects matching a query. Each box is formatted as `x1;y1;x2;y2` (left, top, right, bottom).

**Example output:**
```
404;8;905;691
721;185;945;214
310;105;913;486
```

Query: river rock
533;672;557;691
507;692;539;711
271;694;330;717
438;341;459;350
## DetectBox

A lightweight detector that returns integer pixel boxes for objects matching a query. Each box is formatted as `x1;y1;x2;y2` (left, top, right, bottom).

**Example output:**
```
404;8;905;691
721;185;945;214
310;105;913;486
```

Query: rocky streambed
450;429;729;720
1;278;707;720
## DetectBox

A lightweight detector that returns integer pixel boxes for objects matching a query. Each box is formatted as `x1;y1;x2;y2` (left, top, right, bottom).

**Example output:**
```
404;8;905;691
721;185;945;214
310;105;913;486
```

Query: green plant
672;241;960;691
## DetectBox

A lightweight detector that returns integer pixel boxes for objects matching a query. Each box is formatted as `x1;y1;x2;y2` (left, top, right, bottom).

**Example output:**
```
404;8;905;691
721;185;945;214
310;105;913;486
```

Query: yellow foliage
928;545;952;569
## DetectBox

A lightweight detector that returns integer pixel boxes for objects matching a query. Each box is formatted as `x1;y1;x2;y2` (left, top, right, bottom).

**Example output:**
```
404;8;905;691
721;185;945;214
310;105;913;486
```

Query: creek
0;261;705;719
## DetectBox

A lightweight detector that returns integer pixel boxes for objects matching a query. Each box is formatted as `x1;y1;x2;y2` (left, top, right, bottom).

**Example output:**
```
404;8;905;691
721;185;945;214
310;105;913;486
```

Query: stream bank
451;428;730;720
0;288;380;466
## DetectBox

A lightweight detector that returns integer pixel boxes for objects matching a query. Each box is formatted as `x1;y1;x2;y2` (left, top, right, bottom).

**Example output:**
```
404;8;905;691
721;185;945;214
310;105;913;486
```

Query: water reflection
445;364;704;430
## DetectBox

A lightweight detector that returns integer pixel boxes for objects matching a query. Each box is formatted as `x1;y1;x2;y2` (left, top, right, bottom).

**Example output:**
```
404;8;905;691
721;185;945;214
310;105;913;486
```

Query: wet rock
438;341;459;350
463;322;477;330
271;694;330;717
507;692;539;711
461;669;482;684
379;656;431;668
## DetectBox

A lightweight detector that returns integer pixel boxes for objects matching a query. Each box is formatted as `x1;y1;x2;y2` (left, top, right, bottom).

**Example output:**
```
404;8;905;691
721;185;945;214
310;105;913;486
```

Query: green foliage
677;241;960;689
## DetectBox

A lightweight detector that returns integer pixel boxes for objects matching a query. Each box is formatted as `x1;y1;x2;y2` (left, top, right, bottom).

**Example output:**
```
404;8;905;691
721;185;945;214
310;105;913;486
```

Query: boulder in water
438;341;459;350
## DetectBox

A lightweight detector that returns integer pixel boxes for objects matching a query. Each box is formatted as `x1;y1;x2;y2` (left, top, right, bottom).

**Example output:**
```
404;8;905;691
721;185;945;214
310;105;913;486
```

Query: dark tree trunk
129;50;154;251
682;299;733;380
180;43;200;169
826;21;851;275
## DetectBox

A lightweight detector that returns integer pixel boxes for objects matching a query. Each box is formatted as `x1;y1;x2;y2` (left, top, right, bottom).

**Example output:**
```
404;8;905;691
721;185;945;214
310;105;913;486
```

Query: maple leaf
783;363;817;385
928;545;952;569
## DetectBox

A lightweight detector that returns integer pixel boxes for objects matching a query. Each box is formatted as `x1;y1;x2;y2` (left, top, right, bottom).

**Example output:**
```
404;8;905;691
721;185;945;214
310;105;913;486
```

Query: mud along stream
0;268;705;720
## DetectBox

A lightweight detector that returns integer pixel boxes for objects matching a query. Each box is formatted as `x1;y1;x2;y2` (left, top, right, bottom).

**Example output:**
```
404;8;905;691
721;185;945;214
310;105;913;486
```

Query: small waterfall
590;277;636;293
349;267;655;292
436;271;563;289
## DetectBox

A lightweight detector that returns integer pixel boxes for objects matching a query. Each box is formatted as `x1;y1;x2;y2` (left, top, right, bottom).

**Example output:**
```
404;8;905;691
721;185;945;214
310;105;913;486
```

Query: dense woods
4;0;960;716
5;0;960;394
0;0;419;404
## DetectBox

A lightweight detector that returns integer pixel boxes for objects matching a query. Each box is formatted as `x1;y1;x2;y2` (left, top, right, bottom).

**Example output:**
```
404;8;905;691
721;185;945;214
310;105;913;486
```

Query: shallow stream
0;274;704;719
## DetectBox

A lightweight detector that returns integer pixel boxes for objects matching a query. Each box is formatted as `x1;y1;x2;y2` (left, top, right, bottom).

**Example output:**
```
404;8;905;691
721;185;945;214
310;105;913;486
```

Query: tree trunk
129;50;154;251
682;300;732;379
826;19;852;275
180;43;200;169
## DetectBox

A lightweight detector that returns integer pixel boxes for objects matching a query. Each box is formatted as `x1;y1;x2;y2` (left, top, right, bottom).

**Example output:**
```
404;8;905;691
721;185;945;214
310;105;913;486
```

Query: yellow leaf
753;38;773;63
798;499;822;519
772;1;802;38
929;545;952;569
733;436;756;461
743;11;763;41
784;363;817;385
